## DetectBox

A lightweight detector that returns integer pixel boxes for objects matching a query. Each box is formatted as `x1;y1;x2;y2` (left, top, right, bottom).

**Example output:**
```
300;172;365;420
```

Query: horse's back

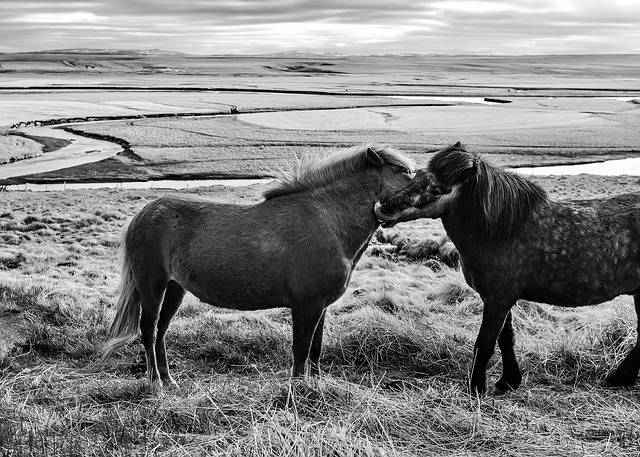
518;192;640;305
125;194;244;256
541;193;640;256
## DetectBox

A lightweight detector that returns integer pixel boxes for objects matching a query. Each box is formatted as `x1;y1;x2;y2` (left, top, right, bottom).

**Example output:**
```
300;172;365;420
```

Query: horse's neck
441;205;517;263
316;174;381;258
440;210;487;255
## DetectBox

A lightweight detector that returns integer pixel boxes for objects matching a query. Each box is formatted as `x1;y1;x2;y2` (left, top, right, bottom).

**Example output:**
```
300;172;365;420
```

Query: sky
0;0;639;55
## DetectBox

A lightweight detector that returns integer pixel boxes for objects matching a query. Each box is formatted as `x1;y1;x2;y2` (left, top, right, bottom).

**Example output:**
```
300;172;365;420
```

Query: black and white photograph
1;1;639;455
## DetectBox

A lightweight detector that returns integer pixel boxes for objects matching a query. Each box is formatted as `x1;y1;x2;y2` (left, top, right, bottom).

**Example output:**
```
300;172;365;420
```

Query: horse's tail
101;234;140;361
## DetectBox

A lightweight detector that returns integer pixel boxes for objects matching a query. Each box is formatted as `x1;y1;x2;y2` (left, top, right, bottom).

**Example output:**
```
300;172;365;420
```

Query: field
1;51;640;456
2;52;640;184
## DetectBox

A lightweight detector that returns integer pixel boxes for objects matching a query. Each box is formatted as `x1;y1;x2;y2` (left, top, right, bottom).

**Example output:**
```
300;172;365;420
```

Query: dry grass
1;183;639;456
0;133;43;164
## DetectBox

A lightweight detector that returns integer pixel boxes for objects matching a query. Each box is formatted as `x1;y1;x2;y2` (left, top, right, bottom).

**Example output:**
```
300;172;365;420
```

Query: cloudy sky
1;0;639;55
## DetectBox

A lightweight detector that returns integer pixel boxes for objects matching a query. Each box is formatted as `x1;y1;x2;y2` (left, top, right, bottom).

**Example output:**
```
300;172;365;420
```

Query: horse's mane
429;143;548;239
264;143;415;200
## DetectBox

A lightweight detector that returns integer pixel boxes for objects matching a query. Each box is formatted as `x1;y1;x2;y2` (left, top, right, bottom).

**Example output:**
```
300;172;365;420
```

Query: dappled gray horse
375;143;640;395
103;144;415;387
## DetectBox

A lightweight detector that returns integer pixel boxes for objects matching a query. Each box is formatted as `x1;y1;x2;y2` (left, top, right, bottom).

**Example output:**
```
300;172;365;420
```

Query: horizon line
2;48;640;58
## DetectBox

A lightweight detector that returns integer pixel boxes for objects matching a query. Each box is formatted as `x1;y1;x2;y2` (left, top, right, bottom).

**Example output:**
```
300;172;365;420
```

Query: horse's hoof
602;372;637;389
490;386;506;396
162;376;180;390
164;381;181;390
467;385;487;397
493;377;521;394
147;379;163;393
602;379;633;389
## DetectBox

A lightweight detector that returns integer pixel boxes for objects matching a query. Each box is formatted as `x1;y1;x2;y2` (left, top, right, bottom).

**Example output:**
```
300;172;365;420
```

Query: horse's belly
523;288;620;307
188;282;287;311
175;261;351;311
522;267;640;306
174;266;287;311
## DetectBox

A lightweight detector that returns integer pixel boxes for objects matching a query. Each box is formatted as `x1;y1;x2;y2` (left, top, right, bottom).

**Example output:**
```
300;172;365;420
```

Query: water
4;178;274;192
3;99;639;188
388;96;503;105
7;158;640;191
595;97;638;102
0;126;122;180
512;157;640;176
0;125;273;191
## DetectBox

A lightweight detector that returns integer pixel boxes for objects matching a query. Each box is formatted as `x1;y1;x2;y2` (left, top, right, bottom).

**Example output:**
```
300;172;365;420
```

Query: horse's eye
393;165;414;177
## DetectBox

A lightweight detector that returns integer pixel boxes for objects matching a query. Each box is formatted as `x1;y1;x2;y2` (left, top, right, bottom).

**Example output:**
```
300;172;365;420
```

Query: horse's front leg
469;298;513;396
291;300;326;377
492;310;522;394
308;310;327;376
603;293;640;388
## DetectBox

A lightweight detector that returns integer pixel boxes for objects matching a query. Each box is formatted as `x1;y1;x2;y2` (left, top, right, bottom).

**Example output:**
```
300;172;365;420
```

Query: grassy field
1;51;640;456
1;51;639;184
1;175;640;456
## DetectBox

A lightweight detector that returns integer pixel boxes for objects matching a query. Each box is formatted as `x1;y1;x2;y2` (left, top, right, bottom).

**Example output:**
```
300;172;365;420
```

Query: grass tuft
431;278;478;309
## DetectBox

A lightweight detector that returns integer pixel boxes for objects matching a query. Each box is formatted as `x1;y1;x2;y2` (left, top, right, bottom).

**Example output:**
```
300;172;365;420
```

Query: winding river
9;178;273;192
0;126;123;181
2;104;640;192
1;124;275;191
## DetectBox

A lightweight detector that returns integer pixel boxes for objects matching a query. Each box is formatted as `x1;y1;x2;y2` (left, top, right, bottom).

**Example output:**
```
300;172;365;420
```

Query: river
7;178;273;192
511;157;640;176
0;126;122;180
2;110;640;192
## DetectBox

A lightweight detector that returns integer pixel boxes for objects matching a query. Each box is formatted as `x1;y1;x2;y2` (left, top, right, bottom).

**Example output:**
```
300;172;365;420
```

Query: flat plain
1;51;640;456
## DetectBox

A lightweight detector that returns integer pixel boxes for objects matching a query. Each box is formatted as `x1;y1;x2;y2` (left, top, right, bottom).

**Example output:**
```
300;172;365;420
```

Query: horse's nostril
380;205;393;214
374;201;392;219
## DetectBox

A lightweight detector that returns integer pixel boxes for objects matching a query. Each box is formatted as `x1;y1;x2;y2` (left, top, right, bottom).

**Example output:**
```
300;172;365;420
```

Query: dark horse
102;144;415;387
375;142;640;395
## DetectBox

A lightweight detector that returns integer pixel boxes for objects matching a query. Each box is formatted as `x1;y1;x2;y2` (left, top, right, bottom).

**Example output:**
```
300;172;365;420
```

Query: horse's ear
366;148;385;167
462;154;479;181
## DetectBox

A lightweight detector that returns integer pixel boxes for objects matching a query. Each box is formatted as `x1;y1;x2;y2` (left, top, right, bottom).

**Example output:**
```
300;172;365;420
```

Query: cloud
0;0;638;54
9;11;108;23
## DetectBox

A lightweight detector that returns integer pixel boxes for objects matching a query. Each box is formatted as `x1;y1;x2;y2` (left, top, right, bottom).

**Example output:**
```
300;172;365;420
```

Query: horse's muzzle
374;202;397;227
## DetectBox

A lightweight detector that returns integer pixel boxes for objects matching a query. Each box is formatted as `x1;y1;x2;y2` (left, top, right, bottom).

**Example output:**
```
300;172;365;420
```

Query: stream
2;103;639;191
7;178;273;192
511;157;640;177
1;124;274;191
0;126;122;181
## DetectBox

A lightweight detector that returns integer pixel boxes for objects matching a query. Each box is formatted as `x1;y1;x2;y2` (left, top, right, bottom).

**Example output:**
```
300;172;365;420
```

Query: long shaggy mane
264;143;415;200
429;143;548;239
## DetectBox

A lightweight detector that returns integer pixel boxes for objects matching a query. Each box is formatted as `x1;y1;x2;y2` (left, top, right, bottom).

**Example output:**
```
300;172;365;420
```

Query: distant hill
17;49;189;57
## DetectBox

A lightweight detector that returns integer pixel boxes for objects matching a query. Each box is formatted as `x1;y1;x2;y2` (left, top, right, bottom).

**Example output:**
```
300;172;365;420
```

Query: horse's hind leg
137;273;170;387
469;298;513;396
492;310;523;395
604;293;640;388
155;280;185;387
291;301;326;378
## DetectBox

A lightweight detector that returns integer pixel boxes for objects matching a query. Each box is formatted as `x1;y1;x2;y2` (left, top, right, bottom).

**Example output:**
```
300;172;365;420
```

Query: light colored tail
101;239;141;361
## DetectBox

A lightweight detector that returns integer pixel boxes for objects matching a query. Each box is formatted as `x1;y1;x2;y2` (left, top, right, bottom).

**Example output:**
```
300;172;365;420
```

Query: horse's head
364;146;416;198
374;167;460;227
